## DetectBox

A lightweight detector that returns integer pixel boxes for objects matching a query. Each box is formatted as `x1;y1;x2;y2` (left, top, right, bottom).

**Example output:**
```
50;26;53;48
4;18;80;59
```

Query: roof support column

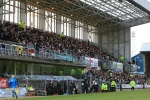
94;28;99;46
0;0;3;21
71;20;75;38
56;14;61;34
39;9;45;30
83;24;88;41
20;2;26;24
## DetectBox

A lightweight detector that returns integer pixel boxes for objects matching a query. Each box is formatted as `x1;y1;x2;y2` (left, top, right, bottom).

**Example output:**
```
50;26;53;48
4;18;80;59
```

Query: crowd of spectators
78;68;148;93
0;20;118;62
84;69;148;85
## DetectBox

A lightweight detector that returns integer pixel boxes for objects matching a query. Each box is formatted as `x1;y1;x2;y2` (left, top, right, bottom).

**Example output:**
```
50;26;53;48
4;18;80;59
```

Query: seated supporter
0;20;119;62
27;85;35;91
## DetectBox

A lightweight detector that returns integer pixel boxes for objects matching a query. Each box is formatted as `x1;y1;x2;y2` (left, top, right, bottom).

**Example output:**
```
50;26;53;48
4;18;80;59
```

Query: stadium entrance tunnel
140;43;150;78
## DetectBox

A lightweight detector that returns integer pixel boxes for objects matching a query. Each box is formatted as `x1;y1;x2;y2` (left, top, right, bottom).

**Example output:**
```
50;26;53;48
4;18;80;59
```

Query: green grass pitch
12;89;150;100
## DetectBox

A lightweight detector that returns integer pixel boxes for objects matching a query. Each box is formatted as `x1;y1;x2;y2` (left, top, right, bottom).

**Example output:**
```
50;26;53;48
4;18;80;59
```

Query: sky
131;22;150;57
130;0;150;57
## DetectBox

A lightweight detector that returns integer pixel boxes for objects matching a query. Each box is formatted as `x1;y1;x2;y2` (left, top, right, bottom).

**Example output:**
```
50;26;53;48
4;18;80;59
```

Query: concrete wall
99;26;131;62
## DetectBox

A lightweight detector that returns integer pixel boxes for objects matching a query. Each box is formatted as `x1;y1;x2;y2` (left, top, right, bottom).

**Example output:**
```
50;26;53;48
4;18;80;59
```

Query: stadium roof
19;0;150;31
140;43;150;53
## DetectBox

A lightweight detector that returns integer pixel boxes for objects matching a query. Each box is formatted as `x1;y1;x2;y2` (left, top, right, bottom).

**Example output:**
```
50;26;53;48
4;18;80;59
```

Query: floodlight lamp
118;0;123;3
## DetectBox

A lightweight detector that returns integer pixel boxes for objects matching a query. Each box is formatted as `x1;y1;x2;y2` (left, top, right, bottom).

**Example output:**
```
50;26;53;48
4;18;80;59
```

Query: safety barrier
0;88;27;98
0;43;35;58
0;40;91;66
1;40;127;68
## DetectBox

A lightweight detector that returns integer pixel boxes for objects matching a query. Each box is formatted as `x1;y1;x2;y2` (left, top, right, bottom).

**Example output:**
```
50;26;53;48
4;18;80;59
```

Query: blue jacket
8;78;18;88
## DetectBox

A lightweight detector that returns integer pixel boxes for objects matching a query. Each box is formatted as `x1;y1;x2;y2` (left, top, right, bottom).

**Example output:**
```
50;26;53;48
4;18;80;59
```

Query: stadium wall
99;26;131;62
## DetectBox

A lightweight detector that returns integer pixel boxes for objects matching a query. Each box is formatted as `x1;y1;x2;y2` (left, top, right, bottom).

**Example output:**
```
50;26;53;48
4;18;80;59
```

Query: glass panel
9;1;13;22
14;1;20;23
34;8;38;28
80;0;148;20
4;2;9;21
31;11;34;27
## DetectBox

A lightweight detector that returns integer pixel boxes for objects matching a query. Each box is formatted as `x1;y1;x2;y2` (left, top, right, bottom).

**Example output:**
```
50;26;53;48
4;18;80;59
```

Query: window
3;0;20;23
9;1;13;22
14;1;20;23
34;8;38;28
3;0;9;21
45;11;56;32
88;25;95;42
61;16;71;36
75;21;83;39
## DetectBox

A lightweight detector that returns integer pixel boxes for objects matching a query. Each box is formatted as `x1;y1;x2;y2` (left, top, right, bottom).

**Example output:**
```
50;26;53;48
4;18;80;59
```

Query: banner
0;78;8;88
54;54;73;61
116;63;123;72
122;84;143;89
110;61;117;69
84;57;98;68
0;88;27;98
102;60;110;69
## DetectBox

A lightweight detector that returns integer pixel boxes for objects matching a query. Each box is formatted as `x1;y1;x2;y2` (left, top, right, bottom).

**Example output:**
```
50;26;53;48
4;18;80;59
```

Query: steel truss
16;0;150;32
0;0;15;14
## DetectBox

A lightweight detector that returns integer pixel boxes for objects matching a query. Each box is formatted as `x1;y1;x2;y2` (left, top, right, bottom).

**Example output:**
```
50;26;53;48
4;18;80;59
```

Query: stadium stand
0;20;118;62
0;0;150;98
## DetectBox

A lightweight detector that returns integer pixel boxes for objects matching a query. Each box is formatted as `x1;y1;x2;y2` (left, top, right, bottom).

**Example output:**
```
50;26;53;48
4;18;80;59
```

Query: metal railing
0;40;90;66
1;40;136;72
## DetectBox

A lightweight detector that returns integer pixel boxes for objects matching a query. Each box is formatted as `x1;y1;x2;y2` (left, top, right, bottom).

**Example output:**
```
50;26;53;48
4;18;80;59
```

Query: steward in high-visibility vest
120;55;124;61
60;32;65;38
130;73;133;77
101;82;108;92
27;85;30;91
27;85;34;91
59;71;63;76
70;69;75;76
111;80;116;92
81;70;85;75
18;47;22;56
19;21;25;29
29;85;34;91
110;72;113;77
130;80;136;90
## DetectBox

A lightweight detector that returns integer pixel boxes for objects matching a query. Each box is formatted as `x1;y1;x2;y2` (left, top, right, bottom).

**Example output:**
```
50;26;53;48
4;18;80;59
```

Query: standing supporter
63;81;67;95
46;82;50;95
81;80;85;93
75;81;78;94
72;81;76;94
84;78;88;93
49;81;54;95
69;81;73;94
93;79;98;92
54;85;58;95
57;80;63;95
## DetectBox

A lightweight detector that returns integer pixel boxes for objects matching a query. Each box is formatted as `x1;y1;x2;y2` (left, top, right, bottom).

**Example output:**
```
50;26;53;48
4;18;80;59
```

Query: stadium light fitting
118;0;123;3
